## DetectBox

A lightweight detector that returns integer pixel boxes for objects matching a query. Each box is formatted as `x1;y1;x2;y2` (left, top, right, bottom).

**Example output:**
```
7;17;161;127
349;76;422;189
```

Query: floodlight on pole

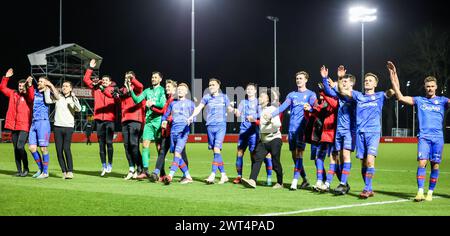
349;6;377;90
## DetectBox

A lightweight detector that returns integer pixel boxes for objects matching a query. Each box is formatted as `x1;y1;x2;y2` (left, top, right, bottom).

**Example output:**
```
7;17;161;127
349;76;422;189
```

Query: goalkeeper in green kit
130;71;166;179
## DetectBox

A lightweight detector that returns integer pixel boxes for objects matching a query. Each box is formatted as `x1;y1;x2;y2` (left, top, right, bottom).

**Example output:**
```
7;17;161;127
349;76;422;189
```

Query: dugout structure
27;43;102;132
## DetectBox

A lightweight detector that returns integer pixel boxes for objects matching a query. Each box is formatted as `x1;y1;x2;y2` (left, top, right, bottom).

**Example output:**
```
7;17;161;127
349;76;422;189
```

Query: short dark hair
126;71;136;77
246;83;257;89
62;80;73;88
102;75;112;80
209;78;221;86
152;71;163;79
341;74;356;84
18;79;26;84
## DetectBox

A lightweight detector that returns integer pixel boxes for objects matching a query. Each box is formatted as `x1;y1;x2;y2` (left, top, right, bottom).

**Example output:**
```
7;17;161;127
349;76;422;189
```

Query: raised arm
25;76;35;102
320;65;337;98
130;75;144;94
387;61;414;106
83;59;98;89
0;69;15;97
45;80;61;101
44;89;55;104
270;96;291;118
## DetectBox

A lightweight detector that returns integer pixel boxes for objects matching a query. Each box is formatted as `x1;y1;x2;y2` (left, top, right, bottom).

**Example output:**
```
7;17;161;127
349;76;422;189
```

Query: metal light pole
349;7;377;90
59;0;63;45
267;16;279;89
191;0;196;133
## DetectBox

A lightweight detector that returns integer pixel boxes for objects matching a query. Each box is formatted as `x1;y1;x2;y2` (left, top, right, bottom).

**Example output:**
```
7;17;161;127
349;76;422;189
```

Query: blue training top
200;93;230;126
413;96;449;138
32;91;49;121
237;98;259;131
271;89;316;132
162;99;196;133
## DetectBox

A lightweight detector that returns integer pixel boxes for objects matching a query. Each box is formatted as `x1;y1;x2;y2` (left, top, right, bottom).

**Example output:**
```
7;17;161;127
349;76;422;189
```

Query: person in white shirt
241;92;284;189
44;80;81;179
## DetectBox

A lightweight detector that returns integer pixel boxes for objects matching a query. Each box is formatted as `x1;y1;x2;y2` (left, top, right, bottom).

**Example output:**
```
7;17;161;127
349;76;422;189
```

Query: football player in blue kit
388;61;449;202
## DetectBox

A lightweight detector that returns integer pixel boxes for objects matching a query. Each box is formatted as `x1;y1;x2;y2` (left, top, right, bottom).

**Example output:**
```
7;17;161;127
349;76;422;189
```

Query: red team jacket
103;76;145;124
0;76;34;132
151;95;174;138
83;69;116;122
305;91;338;144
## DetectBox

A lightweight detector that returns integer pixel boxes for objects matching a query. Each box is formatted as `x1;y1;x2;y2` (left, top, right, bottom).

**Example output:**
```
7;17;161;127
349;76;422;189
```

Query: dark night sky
1;0;449;133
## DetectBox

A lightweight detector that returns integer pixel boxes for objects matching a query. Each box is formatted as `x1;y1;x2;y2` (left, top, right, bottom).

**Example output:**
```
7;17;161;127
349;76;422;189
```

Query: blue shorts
356;132;380;159
170;126;190;154
335;130;355;152
288;129;306;151
237;126;258;153
207;124;226;150
417;136;444;164
29;120;51;147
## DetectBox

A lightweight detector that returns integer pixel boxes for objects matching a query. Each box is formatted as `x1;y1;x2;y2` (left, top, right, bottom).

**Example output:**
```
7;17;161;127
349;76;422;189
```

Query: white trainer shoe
290;179;298;191
205;174;216;184
218;174;229;184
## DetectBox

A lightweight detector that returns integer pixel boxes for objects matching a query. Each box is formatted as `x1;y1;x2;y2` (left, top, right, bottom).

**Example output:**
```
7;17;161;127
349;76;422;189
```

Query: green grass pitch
0;142;448;216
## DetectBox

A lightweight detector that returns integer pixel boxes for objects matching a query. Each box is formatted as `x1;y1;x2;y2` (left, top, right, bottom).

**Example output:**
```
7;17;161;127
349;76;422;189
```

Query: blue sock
299;158;307;179
32;152;43;171
179;158;189;174
336;163;342;182
153;169;161;175
326;163;336;184
236;155;243;176
364;167;375;191
429;169;439;191
293;159;301;180
265;157;273;178
340;162;352;185
417;167;426;189
361;167;367;184
42;153;49;174
212;154;219;174
102;163;107;169
170;157;180;173
215;153;225;173
315;158;325;181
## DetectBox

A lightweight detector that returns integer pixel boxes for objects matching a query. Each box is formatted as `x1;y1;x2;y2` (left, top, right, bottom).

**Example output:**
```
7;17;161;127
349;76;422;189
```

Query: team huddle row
1;59;448;201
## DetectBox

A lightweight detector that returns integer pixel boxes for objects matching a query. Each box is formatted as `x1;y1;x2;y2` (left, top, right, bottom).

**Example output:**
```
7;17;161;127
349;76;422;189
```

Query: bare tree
402;25;449;96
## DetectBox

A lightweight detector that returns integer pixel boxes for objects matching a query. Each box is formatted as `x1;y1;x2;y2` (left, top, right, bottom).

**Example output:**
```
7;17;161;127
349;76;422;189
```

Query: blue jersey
237;98;259;131
272;89;316;132
32;91;49;121
413;96;449;138
322;77;356;133
351;91;385;133
163;99;195;133
201;93;230;126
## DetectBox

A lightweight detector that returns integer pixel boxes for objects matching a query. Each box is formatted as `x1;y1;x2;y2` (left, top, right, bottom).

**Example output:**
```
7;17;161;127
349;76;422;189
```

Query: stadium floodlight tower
349;6;377;90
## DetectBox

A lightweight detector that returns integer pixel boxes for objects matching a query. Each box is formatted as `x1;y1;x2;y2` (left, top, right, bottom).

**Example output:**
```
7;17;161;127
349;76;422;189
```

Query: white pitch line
256;197;441;216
